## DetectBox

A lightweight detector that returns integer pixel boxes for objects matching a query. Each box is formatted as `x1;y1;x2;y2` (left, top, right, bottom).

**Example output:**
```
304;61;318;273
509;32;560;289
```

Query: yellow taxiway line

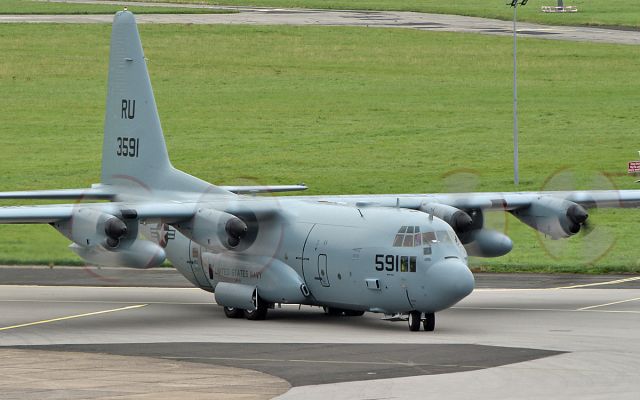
0;304;147;331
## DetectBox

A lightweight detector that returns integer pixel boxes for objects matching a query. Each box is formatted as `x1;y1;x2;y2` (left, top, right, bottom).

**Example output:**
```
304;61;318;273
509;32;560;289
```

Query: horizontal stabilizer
0;188;115;201
220;185;308;194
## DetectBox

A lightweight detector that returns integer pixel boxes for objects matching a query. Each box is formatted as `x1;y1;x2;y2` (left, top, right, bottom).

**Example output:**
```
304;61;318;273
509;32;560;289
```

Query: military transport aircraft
1;11;639;331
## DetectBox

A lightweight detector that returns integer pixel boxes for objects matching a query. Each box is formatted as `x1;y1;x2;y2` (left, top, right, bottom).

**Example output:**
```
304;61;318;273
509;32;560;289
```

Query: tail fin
101;11;221;194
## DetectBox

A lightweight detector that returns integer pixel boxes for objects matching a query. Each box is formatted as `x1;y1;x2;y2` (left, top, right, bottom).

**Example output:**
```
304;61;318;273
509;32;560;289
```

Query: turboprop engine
419;203;474;241
52;207;166;268
510;196;588;239
173;208;248;250
419;203;512;257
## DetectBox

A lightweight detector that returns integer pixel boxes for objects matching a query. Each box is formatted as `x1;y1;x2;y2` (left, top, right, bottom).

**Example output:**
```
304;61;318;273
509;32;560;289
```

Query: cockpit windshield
393;226;459;247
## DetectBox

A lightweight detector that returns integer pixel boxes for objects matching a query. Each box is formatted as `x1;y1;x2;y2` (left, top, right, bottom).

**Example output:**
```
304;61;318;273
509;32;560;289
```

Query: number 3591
116;137;139;158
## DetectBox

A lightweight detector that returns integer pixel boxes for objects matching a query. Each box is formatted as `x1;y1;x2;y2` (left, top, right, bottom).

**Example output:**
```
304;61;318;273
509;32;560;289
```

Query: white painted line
476;276;640;292
557;276;640;289
577;297;640;311
454;306;640;314
0;304;147;331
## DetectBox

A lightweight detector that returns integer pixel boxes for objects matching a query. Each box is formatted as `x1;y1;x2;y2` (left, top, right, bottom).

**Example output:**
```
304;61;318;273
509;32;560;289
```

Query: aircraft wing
0;202;197;224
0;197;286;224
298;190;640;210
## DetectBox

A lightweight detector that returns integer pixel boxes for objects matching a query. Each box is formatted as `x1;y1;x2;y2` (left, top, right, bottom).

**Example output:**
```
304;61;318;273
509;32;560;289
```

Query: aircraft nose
424;258;475;311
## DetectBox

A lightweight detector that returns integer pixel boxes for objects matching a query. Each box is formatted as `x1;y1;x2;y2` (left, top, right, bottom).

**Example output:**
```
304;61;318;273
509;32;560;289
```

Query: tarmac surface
1;267;640;399
1;0;639;45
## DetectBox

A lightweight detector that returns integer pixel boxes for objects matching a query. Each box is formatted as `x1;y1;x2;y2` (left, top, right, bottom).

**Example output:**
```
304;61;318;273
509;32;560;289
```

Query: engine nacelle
174;208;248;250
69;239;166;269
419;203;473;242
510;196;588;239
53;208;134;249
463;229;513;257
206;253;309;305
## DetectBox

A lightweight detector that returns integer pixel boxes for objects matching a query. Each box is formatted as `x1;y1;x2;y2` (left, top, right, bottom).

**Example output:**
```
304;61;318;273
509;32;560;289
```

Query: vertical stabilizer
102;11;220;194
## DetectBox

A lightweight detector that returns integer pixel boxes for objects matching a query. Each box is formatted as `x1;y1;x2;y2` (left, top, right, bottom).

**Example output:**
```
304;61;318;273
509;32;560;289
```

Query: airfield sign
629;161;640;173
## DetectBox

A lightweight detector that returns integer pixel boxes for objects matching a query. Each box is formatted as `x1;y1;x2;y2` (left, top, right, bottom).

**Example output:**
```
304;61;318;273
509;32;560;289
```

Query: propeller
538;167;617;265
104;217;128;249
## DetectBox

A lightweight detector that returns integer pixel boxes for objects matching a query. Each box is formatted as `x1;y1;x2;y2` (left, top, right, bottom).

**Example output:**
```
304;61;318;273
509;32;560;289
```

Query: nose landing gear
408;311;436;331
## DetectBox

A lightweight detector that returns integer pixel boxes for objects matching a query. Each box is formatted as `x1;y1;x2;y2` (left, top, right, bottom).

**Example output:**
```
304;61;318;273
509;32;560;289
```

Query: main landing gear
407;311;435;332
223;295;270;321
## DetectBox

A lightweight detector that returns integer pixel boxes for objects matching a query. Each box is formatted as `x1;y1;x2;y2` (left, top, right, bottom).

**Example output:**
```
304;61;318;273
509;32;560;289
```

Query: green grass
133;0;640;29
1;0;234;14
0;24;639;272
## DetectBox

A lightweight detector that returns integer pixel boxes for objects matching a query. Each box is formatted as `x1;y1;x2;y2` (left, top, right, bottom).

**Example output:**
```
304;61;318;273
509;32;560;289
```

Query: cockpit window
395;226;415;247
422;231;436;244
393;234;404;247
402;234;414;247
436;231;453;244
394;226;459;248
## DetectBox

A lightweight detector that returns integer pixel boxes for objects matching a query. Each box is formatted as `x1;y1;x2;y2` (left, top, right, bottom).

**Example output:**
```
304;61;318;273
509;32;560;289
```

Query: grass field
132;0;640;29
2;0;233;14
0;23;639;271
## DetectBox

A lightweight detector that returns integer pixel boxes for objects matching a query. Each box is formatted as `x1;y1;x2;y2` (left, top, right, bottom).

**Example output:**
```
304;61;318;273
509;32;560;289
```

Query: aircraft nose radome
425;259;474;311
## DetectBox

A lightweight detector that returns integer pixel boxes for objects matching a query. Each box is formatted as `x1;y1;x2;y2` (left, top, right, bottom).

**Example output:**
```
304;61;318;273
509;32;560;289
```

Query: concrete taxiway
1;0;639;45
1;270;639;399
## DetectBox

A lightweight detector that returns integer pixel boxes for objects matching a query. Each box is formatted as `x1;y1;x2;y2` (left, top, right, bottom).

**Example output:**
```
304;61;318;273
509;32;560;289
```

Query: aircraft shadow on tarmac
14;342;564;387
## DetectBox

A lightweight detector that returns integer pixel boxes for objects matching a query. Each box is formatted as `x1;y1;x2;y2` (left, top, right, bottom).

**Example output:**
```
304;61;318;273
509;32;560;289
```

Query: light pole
509;0;528;185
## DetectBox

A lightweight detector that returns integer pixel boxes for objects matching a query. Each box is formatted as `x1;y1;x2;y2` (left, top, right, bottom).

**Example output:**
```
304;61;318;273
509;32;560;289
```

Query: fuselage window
409;256;417;272
400;256;408;272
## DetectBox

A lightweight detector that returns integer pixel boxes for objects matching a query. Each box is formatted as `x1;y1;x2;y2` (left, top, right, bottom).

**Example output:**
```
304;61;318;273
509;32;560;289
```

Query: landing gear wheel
408;311;421;331
244;296;268;321
223;306;243;319
343;310;365;317
423;313;435;332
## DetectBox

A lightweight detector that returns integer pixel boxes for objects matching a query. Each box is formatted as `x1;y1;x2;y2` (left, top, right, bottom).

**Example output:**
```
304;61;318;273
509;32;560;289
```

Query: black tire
244;297;268;320
408;311;421;331
423;313;435;332
223;306;243;319
343;310;365;317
